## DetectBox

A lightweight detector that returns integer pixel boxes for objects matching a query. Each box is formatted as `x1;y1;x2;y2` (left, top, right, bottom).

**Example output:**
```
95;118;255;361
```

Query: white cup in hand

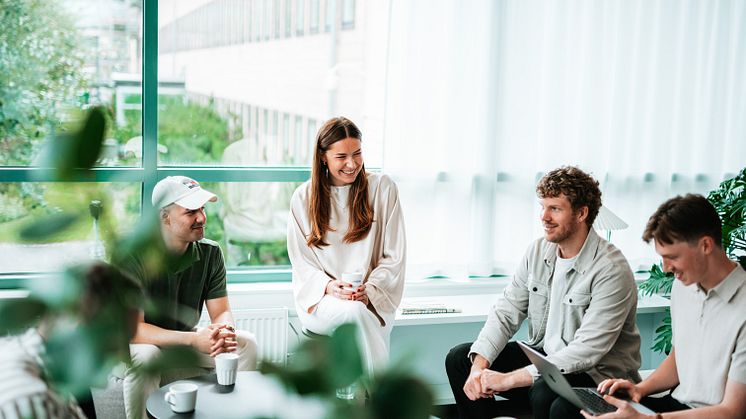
341;272;363;293
164;383;198;413
215;353;239;385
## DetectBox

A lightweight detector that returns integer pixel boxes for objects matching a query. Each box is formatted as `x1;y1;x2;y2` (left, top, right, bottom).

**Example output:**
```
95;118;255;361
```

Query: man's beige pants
122;330;257;419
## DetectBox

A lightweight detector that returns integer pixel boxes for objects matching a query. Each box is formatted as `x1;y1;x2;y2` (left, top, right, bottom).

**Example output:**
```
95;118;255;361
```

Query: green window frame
0;0;312;285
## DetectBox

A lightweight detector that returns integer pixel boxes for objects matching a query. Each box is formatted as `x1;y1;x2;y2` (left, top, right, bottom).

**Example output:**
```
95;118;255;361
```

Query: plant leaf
0;297;48;334
19;212;80;241
328;323;364;388
37;107;107;179
73;106;107;169
133;345;203;377
368;372;434;419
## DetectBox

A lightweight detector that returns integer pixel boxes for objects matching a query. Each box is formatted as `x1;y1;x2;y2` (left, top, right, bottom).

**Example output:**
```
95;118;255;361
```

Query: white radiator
198;307;289;366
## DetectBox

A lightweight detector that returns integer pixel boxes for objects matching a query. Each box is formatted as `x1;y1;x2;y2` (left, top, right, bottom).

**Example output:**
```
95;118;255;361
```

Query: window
341;0;354;29
1;0;385;283
264;0;272;41
295;0;305;35
324;0;335;32
284;0;292;37
6;1;742;285
309;0;320;34
0;183;141;274
274;0;281;39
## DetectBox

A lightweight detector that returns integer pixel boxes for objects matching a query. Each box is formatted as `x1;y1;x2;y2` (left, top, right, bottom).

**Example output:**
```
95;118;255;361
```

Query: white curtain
383;0;746;279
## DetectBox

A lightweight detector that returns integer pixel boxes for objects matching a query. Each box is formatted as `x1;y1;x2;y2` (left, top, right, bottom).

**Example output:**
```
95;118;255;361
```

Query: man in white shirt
582;194;746;419
445;166;642;419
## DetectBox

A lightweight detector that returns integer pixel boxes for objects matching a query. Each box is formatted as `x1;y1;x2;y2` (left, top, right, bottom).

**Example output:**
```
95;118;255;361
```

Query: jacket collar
543;228;602;275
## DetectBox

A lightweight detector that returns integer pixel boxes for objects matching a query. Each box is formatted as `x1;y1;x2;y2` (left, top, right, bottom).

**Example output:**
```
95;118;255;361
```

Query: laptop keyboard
574;388;617;414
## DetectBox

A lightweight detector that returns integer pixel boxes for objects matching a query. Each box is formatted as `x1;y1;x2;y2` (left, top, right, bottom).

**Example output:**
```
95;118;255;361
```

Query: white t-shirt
544;254;578;354
525;252;577;379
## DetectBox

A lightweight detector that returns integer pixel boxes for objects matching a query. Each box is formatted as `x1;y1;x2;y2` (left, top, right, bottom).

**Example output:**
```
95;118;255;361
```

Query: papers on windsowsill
400;302;462;315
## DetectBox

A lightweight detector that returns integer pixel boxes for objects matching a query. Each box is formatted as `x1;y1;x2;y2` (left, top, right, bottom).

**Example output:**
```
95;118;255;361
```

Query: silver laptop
517;341;655;416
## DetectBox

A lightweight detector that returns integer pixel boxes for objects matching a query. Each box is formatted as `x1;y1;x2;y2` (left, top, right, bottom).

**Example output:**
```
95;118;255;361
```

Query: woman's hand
351;283;369;305
325;279;355;300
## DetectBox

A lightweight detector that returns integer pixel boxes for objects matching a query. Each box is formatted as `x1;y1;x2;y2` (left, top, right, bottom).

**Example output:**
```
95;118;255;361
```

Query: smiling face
654;239;708;287
322;137;363;186
539;194;587;246
161;204;207;252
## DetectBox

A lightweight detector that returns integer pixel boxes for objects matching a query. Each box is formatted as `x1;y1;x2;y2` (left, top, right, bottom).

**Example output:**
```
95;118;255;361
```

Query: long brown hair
307;117;374;248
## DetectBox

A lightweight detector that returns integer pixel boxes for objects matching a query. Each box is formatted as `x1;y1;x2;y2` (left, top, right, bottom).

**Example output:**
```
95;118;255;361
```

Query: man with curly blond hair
446;166;642;419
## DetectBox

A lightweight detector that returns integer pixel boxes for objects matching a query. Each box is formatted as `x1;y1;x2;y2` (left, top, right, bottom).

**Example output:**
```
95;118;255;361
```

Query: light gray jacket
470;230;642;384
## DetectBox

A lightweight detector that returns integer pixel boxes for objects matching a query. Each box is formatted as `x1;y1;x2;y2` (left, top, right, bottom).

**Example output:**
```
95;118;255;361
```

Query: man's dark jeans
445;342;595;419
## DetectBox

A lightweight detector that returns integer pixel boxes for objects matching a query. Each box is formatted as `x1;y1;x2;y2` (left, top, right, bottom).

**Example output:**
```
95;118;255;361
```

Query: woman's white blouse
287;173;406;325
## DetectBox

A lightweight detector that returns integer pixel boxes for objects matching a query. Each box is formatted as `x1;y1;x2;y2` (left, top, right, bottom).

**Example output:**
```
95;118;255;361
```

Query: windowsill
225;276;509;297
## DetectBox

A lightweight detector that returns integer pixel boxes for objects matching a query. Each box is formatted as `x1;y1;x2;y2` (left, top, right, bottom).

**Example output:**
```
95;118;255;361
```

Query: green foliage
707;167;746;267
638;264;674;297
0;108;202;401
0;105;433;417
157;96;229;164
35;107;107;178
368;372;434;419
262;323;364;397
651;310;672;355
0;0;86;165
0;297;48;335
261;323;434;419
18;211;80;242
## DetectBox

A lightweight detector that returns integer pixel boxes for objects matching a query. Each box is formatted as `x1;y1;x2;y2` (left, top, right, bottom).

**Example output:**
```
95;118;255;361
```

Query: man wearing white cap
121;176;257;419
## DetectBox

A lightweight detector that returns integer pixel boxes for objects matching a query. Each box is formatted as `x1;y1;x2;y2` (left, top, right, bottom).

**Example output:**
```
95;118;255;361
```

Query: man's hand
208;323;237;357
191;326;221;354
597;379;644;403
580;395;652;419
480;368;531;394
464;368;489;401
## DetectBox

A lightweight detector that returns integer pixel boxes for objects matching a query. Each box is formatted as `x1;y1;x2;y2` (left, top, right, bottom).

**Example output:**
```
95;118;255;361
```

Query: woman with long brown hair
287;117;406;373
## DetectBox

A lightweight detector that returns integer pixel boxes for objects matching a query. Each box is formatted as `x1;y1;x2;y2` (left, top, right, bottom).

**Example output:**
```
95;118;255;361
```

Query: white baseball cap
152;176;217;210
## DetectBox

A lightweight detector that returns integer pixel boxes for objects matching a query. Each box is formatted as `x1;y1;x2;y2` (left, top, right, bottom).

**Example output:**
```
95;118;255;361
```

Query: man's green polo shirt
125;239;228;332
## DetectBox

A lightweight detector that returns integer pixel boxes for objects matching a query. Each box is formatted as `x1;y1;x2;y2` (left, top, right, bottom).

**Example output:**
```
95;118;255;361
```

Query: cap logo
182;179;200;190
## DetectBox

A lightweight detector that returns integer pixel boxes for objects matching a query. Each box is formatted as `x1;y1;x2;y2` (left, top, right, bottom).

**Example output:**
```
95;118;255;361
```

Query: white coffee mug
215;352;239;385
164;383;198;413
341;272;363;289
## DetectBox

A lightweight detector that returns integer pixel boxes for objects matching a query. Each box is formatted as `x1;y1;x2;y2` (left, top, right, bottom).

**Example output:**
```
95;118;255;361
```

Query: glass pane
274;0;282;38
264;0;272;40
324;0;335;32
157;0;386;167
0;183;141;273
342;0;354;29
1;0;143;167
285;0;292;37
309;0;320;34
296;0;305;35
195;182;300;268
